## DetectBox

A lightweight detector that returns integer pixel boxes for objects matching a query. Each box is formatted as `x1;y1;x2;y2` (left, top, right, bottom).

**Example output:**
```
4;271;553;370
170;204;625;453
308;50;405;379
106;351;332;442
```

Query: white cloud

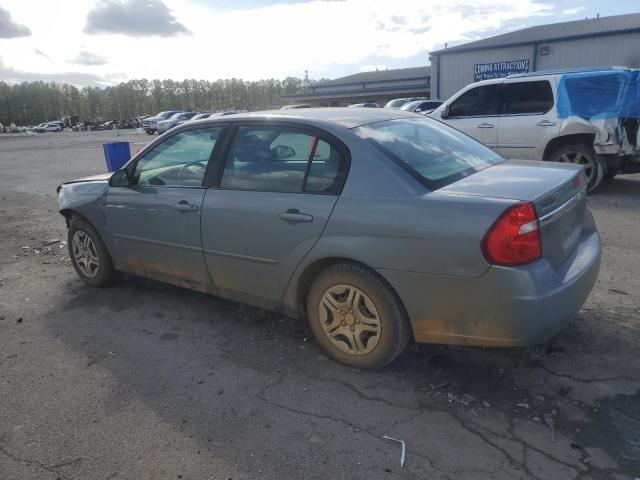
0;0;554;85
359;65;389;72
560;7;586;16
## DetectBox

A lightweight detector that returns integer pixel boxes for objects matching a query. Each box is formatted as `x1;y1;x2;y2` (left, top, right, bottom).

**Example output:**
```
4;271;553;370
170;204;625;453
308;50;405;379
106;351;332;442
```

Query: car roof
193;107;417;129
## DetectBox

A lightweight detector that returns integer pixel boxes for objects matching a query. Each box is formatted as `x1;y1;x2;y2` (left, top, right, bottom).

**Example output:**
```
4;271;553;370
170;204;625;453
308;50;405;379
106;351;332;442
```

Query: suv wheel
548;143;604;192
306;263;411;369
68;217;120;287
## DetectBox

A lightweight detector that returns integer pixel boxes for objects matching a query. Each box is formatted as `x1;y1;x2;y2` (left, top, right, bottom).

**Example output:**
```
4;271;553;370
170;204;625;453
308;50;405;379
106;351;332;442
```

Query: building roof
432;12;640;55
282;66;430;101
317;66;430;87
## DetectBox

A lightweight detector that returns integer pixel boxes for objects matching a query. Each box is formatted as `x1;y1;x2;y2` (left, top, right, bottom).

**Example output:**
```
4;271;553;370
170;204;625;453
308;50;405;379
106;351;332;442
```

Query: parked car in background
189;113;213;121
432;67;640;191
156;112;200;134
142;110;183;134
99;121;115;130
282;104;311;109
57;108;600;369
34;122;63;133
348;102;380;108
384;97;428;109
400;99;444;114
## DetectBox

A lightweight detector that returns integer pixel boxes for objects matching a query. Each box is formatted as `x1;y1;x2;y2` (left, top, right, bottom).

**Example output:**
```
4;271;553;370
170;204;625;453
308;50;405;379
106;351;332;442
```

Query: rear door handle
279;209;313;223
477;122;494;128
537;120;557;126
174;201;199;212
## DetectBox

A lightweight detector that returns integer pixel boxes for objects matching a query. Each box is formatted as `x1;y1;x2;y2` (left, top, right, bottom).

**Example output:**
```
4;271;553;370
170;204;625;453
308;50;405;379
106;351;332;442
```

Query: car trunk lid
439;160;587;268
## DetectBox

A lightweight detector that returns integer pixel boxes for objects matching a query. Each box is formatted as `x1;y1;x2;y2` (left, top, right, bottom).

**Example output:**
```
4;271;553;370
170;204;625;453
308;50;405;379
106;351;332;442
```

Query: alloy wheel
72;230;100;278
318;284;381;355
556;149;595;183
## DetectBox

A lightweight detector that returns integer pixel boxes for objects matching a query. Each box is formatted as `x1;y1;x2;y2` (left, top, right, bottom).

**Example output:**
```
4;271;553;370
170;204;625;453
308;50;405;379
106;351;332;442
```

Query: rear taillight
481;202;541;266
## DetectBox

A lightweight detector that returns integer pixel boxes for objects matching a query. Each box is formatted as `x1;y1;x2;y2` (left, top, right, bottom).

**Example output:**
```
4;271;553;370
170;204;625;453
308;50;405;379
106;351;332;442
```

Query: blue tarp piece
557;70;640;120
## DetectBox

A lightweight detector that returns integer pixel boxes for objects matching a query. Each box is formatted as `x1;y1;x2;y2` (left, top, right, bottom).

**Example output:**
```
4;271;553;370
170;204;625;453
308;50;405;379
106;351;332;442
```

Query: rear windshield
354;117;503;190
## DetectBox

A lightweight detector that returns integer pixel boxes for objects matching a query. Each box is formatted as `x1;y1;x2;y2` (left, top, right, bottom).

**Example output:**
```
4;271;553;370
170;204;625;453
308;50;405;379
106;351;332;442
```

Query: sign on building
473;59;530;81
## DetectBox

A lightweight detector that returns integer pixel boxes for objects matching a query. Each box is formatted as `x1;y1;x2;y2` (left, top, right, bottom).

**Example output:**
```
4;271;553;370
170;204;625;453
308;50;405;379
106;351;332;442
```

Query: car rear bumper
378;220;601;347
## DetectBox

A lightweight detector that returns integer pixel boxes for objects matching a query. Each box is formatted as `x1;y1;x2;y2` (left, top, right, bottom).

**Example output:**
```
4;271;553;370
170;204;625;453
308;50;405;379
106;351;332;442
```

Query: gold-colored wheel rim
319;284;381;355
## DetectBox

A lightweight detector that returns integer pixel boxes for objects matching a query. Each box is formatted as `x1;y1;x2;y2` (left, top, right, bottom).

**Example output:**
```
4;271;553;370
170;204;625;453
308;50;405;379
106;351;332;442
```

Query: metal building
430;12;640;99
281;67;430;107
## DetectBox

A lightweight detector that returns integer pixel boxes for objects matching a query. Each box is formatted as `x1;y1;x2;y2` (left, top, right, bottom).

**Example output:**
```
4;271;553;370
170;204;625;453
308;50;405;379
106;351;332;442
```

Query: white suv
431;67;640;191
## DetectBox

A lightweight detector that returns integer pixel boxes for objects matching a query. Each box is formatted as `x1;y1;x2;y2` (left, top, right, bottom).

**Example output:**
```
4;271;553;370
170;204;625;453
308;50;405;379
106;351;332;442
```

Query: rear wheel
548;143;603;192
68;217;120;287
306;263;411;369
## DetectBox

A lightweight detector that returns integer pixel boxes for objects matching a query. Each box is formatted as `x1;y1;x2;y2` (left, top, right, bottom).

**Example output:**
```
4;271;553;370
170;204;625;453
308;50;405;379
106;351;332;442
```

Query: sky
0;0;637;86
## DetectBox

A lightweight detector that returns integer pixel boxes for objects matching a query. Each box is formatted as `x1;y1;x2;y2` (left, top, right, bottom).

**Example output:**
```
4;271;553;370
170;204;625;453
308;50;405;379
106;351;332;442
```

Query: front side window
355;117;503;190
134;127;223;187
448;85;500;117
504;80;553;115
220;126;345;194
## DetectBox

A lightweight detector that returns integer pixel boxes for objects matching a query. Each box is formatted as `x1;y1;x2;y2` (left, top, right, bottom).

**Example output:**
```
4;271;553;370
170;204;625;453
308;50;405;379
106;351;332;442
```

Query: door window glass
221;127;313;193
134;128;222;187
448;85;499;117
504;81;553;115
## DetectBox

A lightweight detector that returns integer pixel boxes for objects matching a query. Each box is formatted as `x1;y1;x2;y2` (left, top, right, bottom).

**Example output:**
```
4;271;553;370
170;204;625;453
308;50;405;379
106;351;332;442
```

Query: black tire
306;263;411;369
68;217;120;287
145;129;155;135
547;143;604;192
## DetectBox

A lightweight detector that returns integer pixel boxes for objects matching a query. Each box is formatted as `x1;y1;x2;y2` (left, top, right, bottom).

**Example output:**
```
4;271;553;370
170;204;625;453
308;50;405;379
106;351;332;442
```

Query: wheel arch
293;256;413;338
542;133;596;161
59;208;85;228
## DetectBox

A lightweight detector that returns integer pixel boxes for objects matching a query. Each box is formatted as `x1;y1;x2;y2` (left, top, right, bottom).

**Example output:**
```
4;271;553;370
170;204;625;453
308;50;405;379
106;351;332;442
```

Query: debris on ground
543;413;556;443
41;238;61;247
382;435;406;468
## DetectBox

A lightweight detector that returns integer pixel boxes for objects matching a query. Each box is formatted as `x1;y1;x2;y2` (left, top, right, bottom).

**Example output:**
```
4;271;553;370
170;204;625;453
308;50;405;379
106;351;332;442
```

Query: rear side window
504;81;553;115
220;126;345;194
448;85;499;117
355;117;503;190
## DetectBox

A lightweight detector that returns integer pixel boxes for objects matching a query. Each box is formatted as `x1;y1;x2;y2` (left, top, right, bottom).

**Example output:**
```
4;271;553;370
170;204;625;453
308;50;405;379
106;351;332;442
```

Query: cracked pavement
1;131;639;479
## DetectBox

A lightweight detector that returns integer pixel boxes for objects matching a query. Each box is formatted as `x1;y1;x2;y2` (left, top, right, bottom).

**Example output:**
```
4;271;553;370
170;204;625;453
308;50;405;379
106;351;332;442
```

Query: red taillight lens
482;202;541;265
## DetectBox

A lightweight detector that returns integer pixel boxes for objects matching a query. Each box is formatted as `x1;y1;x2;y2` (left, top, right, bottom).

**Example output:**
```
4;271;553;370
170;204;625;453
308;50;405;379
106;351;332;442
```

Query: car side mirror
109;168;131;187
441;105;450;119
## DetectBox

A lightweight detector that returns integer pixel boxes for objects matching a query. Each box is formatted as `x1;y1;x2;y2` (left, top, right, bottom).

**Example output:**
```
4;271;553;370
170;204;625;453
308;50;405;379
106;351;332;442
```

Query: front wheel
68;217;120;287
547;143;604;192
306;263;411;369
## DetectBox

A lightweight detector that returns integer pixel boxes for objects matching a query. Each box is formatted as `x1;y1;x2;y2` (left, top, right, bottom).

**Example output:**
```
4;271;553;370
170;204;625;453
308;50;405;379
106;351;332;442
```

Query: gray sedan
57;108;600;368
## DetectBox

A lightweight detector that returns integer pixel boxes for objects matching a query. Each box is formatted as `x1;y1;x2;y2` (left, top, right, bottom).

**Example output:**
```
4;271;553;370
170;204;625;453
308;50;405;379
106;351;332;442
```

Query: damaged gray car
432;67;640;191
58;108;600;368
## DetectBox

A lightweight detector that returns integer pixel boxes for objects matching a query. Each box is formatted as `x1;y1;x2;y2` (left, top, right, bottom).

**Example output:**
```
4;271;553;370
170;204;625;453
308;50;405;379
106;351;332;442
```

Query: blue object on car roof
103;142;131;172
556;69;640;120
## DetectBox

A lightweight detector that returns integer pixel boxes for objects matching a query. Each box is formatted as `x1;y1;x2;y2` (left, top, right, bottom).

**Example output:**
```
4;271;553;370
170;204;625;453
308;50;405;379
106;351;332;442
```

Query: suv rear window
503;80;553;115
355;117;503;190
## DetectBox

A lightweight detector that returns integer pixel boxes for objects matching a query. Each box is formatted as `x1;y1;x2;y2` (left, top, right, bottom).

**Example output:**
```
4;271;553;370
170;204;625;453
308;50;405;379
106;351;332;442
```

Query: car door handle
174;201;199;212
279;209;313;223
537;120;557;127
477;122;494;128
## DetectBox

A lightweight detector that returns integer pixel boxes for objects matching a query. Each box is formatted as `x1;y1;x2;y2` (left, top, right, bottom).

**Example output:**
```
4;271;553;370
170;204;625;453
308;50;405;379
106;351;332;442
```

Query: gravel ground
1;130;639;480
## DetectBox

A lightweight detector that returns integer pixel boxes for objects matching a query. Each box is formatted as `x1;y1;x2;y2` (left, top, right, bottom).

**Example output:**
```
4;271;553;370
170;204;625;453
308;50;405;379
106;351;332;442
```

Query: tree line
0;76;320;126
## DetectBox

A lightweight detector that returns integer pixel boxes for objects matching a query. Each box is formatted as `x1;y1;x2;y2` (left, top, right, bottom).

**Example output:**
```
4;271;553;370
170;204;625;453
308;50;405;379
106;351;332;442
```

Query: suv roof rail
507;66;632;79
